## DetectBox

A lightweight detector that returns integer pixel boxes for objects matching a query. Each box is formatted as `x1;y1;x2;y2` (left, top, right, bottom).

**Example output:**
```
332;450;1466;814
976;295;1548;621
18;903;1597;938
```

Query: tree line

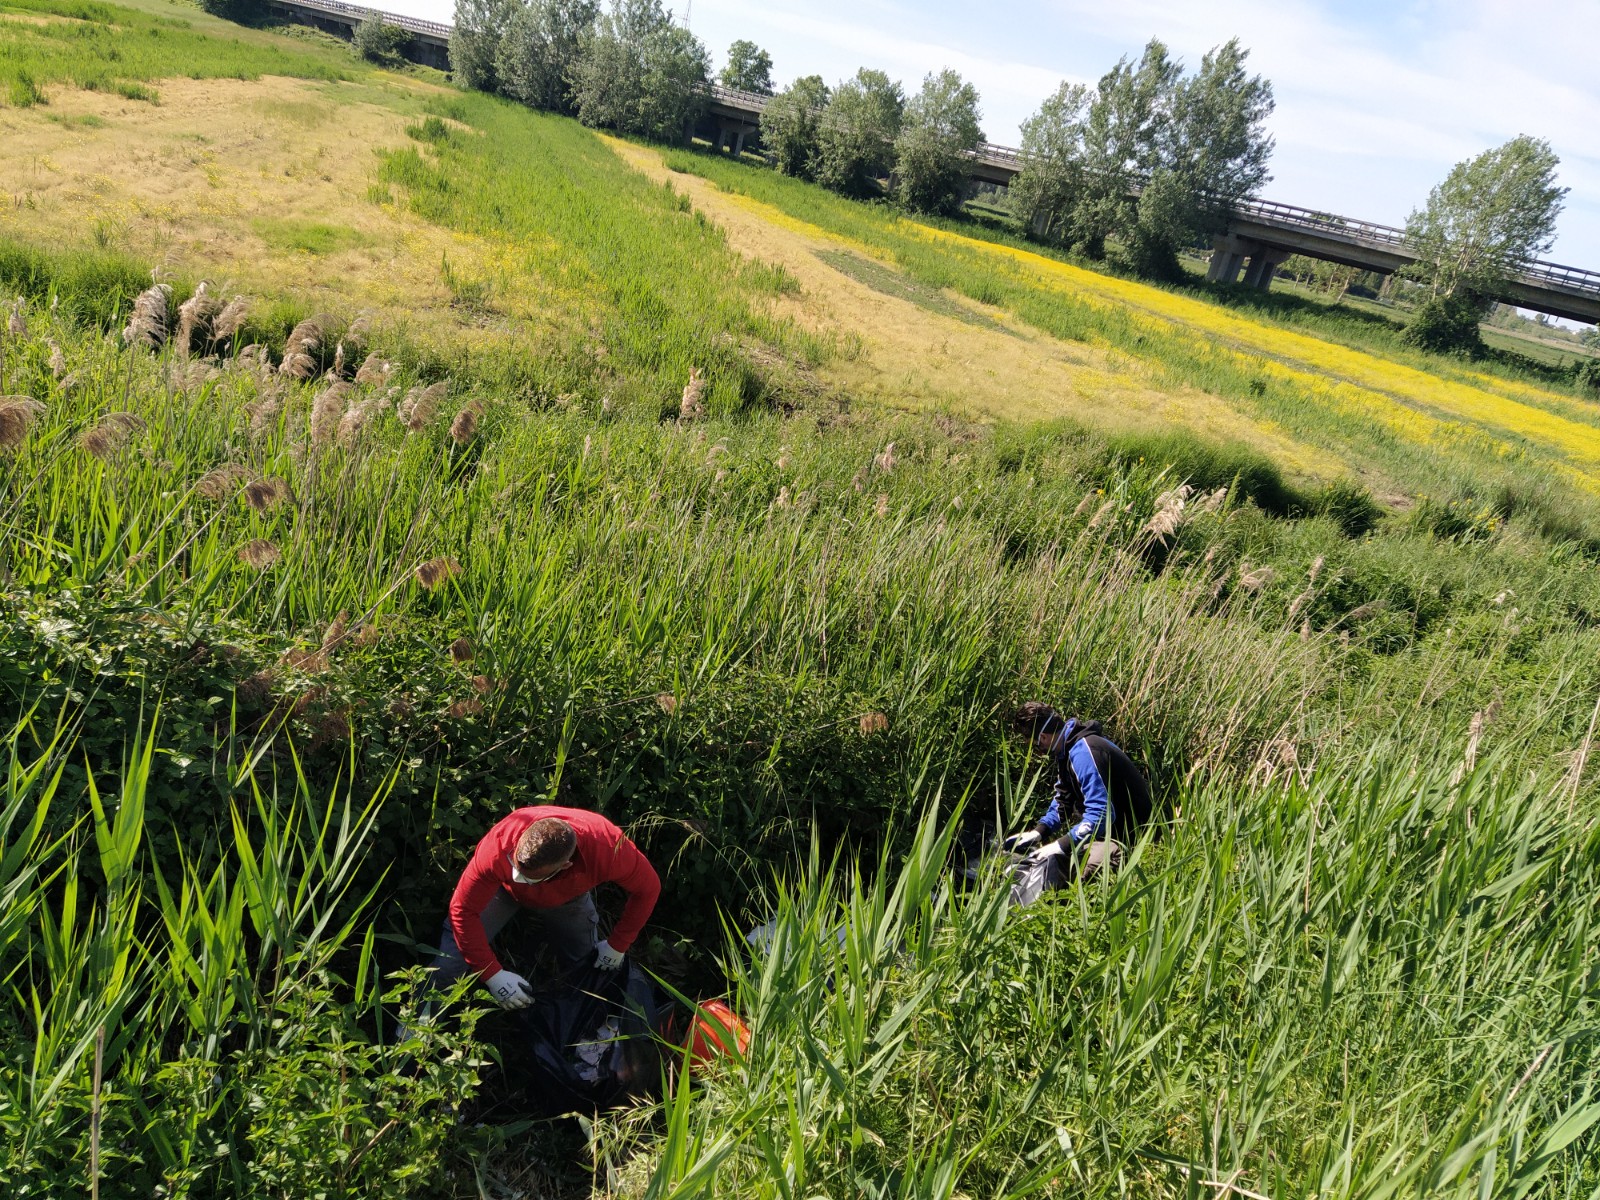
448;0;1571;352
449;0;1278;280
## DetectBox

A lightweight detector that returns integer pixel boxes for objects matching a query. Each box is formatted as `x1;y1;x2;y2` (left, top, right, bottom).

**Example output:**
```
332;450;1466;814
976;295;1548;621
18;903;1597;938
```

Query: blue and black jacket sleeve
1036;739;1115;847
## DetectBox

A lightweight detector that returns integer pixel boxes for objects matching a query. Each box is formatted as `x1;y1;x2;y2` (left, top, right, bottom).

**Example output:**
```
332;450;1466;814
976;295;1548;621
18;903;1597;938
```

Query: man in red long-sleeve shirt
430;806;661;1010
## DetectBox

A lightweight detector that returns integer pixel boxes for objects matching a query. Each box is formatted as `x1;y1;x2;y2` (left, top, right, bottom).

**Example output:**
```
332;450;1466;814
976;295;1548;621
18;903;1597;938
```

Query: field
3;3;1600;1197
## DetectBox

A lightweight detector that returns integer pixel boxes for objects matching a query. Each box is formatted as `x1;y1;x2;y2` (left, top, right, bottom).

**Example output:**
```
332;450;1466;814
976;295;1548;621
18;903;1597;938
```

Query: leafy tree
1070;39;1180;260
570;0;709;141
893;69;983;215
1011;80;1092;242
496;0;598;113
760;74;830;179
195;0;263;17
1403;135;1566;353
721;39;774;94
350;16;410;65
1127;38;1274;278
815;69;904;199
451;0;518;92
1012;37;1273;277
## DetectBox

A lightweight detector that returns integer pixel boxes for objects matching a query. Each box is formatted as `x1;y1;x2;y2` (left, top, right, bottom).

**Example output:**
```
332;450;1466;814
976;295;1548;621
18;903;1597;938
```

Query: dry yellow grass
605;138;1339;478
0;74;505;336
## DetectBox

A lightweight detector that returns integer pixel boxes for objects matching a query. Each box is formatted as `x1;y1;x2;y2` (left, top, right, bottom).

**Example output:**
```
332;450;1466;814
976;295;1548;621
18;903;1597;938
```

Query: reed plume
449;697;484;718
80;412;145;459
196;464;251;500
1238;564;1275;592
211;296;249;347
278;315;328;379
343;313;370;363
245;384;285;439
337;394;385;446
238;539;281;569
6;298;24;339
311;381;351;447
1142;484;1193;543
354;352;390;385
282;648;329;674
415;556;461;589
858;711;889;735
397;381;447;431
122;284;171;350
874;442;897;472
244;477;290;511
0;397;44;450
449;636;474;663
655;692;677;715
321;611;350;651
47;341;66;379
449;403;480;444
679;367;706;421
175;282;219;356
875;493;889;517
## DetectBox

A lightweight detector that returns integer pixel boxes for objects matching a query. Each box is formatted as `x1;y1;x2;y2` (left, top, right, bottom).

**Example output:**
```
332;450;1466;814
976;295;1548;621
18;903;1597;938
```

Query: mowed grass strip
0;0;352;102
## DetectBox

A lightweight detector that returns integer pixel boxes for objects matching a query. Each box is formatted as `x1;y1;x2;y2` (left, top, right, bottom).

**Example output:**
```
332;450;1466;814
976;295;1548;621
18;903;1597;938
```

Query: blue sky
383;0;1600;271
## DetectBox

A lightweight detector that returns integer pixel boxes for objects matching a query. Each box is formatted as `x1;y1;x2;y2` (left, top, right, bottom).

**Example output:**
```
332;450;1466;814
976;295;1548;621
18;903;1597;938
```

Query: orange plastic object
682;999;750;1066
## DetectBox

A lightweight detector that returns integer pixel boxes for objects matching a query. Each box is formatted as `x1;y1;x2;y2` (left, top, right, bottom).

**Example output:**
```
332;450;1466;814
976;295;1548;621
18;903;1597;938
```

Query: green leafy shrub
351;15;411;66
1403;293;1487;356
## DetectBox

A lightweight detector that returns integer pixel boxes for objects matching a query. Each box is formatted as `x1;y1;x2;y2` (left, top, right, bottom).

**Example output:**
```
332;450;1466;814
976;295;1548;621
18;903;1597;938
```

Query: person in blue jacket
1004;702;1151;903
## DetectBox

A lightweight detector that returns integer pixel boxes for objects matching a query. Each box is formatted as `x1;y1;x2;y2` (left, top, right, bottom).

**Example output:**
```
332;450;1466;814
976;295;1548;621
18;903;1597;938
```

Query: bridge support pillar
1206;234;1251;284
1243;247;1291;291
715;119;756;156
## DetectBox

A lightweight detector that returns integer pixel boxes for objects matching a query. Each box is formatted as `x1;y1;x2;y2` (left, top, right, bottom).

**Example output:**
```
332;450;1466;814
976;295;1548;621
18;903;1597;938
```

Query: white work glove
594;939;625;970
1003;830;1042;854
486;969;534;1009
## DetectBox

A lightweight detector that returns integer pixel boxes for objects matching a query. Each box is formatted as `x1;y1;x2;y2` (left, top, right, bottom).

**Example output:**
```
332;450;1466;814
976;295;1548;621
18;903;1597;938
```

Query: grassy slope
661;148;1600;531
3;5;1600;1197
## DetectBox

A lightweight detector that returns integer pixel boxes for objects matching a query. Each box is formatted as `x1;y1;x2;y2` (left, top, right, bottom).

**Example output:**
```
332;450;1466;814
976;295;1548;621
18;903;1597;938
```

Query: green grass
373;94;833;413
3;9;1600;1193
3;201;1600;1190
251;217;373;256
0;0;354;102
662;146;1600;543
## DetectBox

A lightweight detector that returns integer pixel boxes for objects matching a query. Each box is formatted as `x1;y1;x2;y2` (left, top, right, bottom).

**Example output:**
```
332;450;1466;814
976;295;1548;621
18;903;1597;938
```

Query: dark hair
515;818;577;872
1009;701;1065;741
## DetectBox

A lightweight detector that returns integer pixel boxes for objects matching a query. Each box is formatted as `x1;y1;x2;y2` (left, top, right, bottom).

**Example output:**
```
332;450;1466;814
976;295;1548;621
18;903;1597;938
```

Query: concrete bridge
266;0;1600;323
263;0;450;71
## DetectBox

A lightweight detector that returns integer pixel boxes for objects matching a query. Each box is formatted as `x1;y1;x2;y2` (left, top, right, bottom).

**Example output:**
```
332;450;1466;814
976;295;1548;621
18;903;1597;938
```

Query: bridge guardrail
267;0;451;40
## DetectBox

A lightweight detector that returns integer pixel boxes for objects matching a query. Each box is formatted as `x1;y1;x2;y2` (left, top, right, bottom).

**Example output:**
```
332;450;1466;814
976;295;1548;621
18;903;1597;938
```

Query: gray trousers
1009;840;1123;908
430;888;599;989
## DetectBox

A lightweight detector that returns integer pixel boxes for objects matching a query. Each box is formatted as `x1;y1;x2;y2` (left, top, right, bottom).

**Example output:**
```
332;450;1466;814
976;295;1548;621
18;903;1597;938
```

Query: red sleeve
603;836;660;953
448;846;508;979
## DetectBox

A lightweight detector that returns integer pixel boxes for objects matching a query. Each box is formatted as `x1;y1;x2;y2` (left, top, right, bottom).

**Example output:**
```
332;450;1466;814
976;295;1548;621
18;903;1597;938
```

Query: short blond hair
515;817;576;873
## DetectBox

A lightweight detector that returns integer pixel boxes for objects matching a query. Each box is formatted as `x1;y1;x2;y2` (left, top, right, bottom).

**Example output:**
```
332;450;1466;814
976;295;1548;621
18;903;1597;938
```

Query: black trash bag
509;961;669;1115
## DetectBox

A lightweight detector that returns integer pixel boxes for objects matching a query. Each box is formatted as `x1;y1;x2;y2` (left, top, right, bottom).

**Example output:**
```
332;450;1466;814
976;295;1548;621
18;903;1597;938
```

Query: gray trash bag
1008;841;1072;908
